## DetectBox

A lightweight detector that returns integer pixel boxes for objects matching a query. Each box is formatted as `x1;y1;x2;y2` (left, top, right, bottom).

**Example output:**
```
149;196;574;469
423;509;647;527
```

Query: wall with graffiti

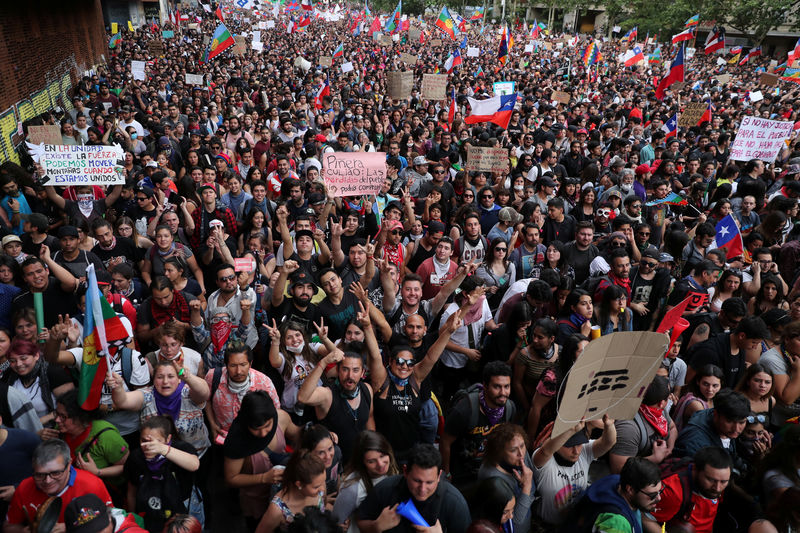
0;57;78;165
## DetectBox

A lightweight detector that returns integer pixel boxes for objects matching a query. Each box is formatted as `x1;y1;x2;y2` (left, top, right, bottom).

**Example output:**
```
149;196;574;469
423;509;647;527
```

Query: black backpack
579;274;611;297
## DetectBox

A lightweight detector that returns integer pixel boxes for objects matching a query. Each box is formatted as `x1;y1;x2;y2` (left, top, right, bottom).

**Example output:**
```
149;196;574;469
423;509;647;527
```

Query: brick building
0;0;107;164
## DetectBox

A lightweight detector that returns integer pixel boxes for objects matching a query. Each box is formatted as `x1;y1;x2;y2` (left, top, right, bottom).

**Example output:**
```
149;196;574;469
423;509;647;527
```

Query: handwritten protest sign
234;257;255;273
252;41;263;52
729;116;794;163
750;90;764;103
431;38;442;46
322;152;386;197
187;23;199;31
379;34;393;46
148;41;165;56
553;332;669;437
387;71;414;100
493;81;515;96
421;74;447;100
27;126;62;146
678;102;707;127
185;73;204;86
715;74;731;84
760;73;779;87
111;22;118;34
467;46;480;57
341;61;354;73
131;61;146;81
409;27;421;41
266;20;276;28
400;52;418;65
466;146;510;173
319;56;332;67
27;144;126;186
551;90;570;105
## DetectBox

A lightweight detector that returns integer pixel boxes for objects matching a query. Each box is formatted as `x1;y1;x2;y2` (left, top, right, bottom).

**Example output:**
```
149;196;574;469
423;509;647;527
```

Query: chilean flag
704;26;725;54
624;46;645;67
465;93;518;129
661;113;678;138
216;5;225;22
448;87;457;125
739;47;762;65
672;27;694;44
315;78;330;110
789;38;800;64
697;101;714;125
301;0;313;10
655;46;685;100
714;214;744;259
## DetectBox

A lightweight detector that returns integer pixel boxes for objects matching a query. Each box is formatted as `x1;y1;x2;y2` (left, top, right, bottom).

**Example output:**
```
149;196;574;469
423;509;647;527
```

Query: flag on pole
788;38;800;64
672;27;694;44
620;26;637;45
301;0;313;10
215;5;225;21
729;52;741;64
739;47;762;65
465;93;518;129
583;41;599;67
448;87;457;125
661;113;678;138
685;14;700;27
315;77;330;109
109;33;121;49
645;191;688;206
332;42;344;58
655;46;685;99
714;214;744;259
78;265;129;411
781;68;800;84
498;25;510;65
470;7;484;20
698;101;714;125
623;46;645;67
204;24;235;62
435;6;458;40
729;46;743;55
649;47;662;63
384;0;402;32
531;18;542;38
704;26;725;54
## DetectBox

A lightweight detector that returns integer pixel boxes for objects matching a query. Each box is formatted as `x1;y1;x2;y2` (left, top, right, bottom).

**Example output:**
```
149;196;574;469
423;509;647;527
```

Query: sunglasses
390;230;403;235
639;488;664;501
495;247;507;252
218;274;236;282
641;261;658;268
612;241;627;248
394;357;416;367
482;195;494;199
136;196;149;201
746;414;767;424
433;170;446;174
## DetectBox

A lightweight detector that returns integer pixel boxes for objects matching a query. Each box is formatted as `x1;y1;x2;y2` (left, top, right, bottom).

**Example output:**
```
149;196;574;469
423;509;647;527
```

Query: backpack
658;457;696;526
579;274;611;297
558;491;624;533
448;383;517;428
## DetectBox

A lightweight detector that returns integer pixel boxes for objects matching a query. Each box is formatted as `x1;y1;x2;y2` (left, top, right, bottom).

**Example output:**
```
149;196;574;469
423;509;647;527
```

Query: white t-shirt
440;299;492;369
532;440;596;524
11;377;52;419
277;351;319;413
68;346;150;435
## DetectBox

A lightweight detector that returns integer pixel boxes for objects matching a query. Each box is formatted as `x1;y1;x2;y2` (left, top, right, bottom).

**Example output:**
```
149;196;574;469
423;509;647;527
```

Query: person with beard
297;349;374;459
0;177;32;235
271;261;319;334
644;447;732;533
609;376;676;474
441;362;515;489
629;248;671;331
532;415;617;527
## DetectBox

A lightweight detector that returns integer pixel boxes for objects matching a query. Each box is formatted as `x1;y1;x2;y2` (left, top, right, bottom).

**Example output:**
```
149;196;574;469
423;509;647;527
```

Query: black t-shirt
443;396;496;483
92;236;141;271
269;299;318;336
314;291;360;342
630;267;671;330
686;333;745;388
542;215;576;246
53;250;106;279
20;234;60;257
13;278;78;328
563;242;599;284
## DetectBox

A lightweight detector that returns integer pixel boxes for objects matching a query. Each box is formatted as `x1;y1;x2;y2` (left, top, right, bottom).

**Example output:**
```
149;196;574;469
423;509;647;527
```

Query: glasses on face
495;247;507;253
612;241;627;248
639;488;664;501
433;170;446;175
394;357;416;367
33;466;69;481
631;204;642;209
641;261;658;268
390;230;403;235
638;231;651;237
596;209;610;217
209;317;230;325
746;414;767;424
482;195;494;200
218;274;236;283
463;194;474;199
136;196;148;202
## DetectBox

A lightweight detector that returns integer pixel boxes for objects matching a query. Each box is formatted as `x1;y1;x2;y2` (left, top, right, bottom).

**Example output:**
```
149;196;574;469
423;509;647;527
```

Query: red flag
215;6;225;22
369;16;381;34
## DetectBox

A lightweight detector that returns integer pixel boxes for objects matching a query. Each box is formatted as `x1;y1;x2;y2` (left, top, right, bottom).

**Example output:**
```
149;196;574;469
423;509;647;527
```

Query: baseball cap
138;186;155;198
308;192;326;205
538;176;556;188
158;135;171;148
635;163;651;176
64;494;110;533
295;229;314;241
413;156;429;166
386;219;404;231
2;235;21;247
659;252;675;263
576;128;588;135
641;248;660;260
196;183;218;196
145;161;159;169
563;430;590;447
58;226;80;239
314;134;327;142
385;200;403;213
289;269;318;291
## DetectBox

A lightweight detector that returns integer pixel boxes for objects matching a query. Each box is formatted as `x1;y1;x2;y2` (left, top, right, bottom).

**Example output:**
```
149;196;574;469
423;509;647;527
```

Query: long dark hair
341;430;399;492
470;477;515;528
597;284;630;331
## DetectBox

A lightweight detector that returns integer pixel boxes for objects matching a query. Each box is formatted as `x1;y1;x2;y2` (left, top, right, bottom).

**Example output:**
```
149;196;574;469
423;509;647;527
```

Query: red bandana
638;404;668;437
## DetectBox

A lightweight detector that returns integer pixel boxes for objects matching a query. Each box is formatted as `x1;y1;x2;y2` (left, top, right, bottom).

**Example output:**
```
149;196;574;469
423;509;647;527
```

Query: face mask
620;183;632;192
345;113;353;118
286;342;305;353
78;193;93;208
131;133;138;140
514;185;524;191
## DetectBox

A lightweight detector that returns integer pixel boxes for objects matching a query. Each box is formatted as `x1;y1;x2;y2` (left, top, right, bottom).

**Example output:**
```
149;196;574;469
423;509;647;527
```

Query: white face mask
514;185;524;191
286;342;305;354
620;183;632;192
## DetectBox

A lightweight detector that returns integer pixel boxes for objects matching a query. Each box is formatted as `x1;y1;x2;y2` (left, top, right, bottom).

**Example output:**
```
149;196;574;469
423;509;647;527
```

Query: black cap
58;226;79;238
64;494;110;533
289;269;317;291
563;430;590;447
641;248;660;260
137;185;155;198
308;192;326;205
295;229;314;241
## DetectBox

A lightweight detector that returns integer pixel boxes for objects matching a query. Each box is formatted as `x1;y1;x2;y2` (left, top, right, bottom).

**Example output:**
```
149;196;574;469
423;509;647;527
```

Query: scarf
157;242;176;257
609;272;631;296
432;256;450;279
98;236;117;251
227;372;251;400
77;194;94;218
383;242;403;269
150;290;191;326
478;384;505;426
154;381;185;422
569;312;589;327
336;379;360;400
638;403;668;437
388;370;409;389
463;296;486;326
211;318;234;353
146;455;168;474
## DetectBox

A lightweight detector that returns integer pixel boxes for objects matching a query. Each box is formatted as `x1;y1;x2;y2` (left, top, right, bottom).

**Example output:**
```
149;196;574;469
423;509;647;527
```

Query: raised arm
106;372;145;412
430;261;477;315
296;350;341;408
591;415;618;458
44;185;67;211
330;218;345;267
40;245;78;293
313;227;331;265
104;184;123;207
414;311;461;382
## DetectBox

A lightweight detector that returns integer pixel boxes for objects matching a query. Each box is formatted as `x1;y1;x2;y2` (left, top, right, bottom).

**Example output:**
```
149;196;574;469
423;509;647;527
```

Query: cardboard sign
341;61;354;73
729;116;794;163
28;143;126;186
465;146;510;173
400;52;418;65
409;27;421;41
27;125;63;146
553;331;669;437
319;56;332;67
467;46;480;57
551;90;570;105
387;71;414;100
678;102;707;127
187;23;199;31
185;73;204;85
379;34;393;46
234;257;255;273
148;41;165;56
715;74;732;84
131;60;146;81
232;41;247;56
322;152;386;197
421;74;447;100
431;38;442;46
760;73;779;87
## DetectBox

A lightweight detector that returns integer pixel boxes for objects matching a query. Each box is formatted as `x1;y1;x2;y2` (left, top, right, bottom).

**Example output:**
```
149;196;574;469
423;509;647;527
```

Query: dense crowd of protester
2;2;800;532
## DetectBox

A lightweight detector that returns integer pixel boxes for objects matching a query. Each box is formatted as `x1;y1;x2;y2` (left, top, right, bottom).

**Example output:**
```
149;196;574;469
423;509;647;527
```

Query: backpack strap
468;390;481;429
633;411;650;454
675;466;696;524
210;366;223;402
76;427;115;458
120;347;134;389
